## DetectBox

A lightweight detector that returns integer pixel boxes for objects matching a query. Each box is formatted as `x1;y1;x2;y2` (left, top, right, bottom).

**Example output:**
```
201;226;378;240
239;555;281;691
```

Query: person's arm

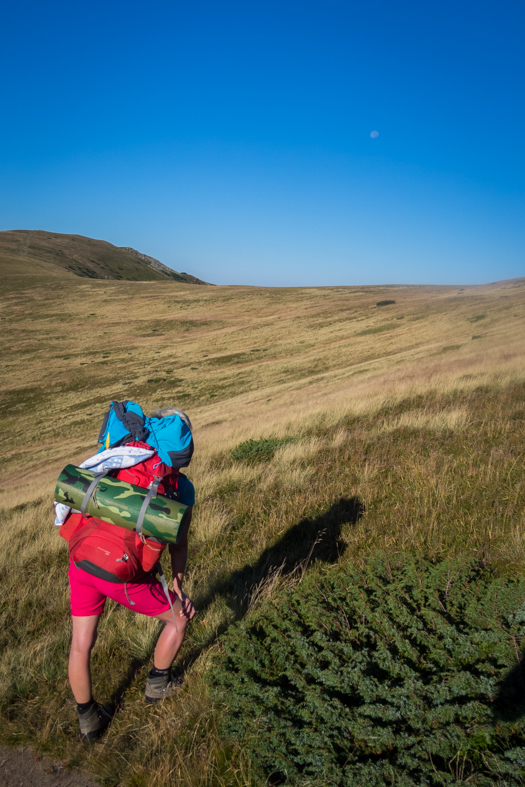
168;508;194;618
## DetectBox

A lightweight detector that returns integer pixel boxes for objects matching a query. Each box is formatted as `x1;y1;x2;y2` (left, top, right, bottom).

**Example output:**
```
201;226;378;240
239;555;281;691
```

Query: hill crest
0;229;209;285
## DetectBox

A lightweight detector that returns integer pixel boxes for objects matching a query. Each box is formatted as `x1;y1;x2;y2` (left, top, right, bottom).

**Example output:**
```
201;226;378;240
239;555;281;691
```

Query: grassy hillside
0;230;208;293
0;268;524;785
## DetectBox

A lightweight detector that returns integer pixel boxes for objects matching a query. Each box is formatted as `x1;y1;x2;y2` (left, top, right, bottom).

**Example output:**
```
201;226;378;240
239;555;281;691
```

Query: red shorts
68;563;178;617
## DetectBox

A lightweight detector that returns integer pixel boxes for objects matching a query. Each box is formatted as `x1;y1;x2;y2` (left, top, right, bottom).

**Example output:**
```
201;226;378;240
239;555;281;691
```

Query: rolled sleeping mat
55;464;189;544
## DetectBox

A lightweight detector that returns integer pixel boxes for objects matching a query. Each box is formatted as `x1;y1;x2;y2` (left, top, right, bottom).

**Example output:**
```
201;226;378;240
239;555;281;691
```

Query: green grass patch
210;554;525;786
209;352;251;365
357;323;399;336
231;436;295;463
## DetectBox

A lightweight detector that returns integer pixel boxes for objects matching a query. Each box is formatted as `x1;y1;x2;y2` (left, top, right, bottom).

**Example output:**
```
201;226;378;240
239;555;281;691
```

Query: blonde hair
150;407;193;432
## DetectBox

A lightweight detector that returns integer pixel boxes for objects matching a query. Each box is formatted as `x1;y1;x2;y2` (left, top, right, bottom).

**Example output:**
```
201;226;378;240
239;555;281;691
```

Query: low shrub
376;299;396;306
209;554;525;786
231;437;295;463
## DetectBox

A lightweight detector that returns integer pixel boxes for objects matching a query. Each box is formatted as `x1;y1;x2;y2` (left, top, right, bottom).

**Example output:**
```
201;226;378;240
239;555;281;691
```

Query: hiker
55;403;196;740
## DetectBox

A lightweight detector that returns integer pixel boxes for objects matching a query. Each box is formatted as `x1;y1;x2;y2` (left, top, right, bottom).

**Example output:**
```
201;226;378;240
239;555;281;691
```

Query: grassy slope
0;230;207;292
0;268;524;785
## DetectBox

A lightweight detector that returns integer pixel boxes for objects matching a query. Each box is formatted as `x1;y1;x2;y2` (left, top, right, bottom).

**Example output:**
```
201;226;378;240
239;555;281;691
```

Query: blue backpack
97;400;194;468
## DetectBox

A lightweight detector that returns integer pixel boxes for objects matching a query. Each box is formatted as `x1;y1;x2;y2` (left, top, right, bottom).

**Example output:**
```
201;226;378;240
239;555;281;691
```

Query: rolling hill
0;230;209;291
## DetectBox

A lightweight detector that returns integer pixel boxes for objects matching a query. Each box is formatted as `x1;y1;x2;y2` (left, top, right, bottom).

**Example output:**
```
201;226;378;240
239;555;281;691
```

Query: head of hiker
53;401;195;740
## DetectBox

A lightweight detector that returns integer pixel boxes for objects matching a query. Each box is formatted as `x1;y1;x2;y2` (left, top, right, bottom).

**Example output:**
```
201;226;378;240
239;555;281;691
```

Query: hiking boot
145;671;184;704
78;702;114;741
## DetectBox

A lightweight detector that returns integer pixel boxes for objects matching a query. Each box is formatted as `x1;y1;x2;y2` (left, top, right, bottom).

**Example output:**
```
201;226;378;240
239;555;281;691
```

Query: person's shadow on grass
179;495;365;671
109;495;364;706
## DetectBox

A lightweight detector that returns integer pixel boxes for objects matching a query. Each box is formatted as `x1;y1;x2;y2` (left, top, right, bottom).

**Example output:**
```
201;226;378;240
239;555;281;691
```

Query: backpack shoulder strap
80;470;109;515
136;476;162;539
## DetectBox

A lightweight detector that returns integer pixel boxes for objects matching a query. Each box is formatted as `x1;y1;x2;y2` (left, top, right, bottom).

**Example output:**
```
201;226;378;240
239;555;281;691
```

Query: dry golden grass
1;271;525;785
192;499;232;544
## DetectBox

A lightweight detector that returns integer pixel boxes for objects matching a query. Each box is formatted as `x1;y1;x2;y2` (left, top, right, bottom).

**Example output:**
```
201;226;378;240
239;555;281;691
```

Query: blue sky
1;0;524;285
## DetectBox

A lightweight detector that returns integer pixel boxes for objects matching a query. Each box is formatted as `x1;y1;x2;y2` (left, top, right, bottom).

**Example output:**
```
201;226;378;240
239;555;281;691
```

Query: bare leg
69;615;100;704
69;600;191;702
153;598;190;670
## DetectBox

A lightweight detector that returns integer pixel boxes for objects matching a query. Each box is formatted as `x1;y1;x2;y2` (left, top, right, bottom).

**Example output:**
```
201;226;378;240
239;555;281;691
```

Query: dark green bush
209;555;525;786
231;437;294;463
376;299;396;306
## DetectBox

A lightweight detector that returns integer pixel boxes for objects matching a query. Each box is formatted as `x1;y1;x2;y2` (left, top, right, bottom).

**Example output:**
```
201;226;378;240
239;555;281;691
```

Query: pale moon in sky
370;130;379;138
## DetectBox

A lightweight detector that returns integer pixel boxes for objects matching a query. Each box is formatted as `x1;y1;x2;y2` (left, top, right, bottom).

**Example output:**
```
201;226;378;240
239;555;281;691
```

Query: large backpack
61;400;193;587
60;444;180;583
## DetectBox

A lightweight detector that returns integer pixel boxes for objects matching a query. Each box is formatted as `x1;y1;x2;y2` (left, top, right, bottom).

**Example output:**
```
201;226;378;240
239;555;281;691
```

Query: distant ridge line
0;229;211;286
119;246;210;285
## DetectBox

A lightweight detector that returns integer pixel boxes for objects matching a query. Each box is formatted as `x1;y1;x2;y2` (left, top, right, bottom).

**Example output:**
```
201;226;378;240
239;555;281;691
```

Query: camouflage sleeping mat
55;464;189;544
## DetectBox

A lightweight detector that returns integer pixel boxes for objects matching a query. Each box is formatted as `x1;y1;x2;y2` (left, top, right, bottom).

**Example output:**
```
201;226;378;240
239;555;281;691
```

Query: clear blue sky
1;0;523;286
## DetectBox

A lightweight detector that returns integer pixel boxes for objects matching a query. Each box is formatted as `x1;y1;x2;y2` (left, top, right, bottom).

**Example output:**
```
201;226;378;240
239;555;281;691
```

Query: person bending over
57;405;195;740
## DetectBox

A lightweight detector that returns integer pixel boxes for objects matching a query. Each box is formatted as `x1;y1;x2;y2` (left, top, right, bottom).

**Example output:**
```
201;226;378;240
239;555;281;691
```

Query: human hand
179;592;196;620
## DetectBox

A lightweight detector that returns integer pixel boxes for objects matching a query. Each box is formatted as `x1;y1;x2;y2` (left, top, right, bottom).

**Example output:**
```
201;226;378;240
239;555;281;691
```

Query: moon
370;130;379;138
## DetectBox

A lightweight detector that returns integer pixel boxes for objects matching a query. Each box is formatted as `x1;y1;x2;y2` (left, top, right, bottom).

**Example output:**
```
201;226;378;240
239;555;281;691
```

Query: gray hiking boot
78;702;114;741
145;671;184;704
